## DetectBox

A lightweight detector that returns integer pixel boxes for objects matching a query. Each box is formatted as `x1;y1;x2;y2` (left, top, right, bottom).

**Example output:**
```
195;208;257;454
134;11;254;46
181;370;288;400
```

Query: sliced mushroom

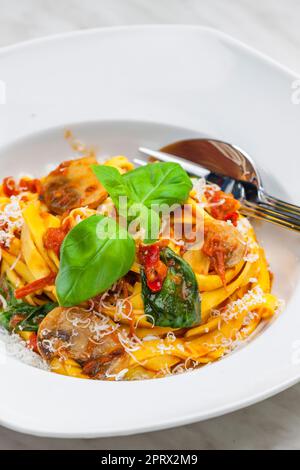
41;156;107;214
37;307;128;378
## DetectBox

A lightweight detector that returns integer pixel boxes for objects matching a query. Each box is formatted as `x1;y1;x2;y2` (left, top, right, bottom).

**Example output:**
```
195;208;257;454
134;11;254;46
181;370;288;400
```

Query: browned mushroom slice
41;156;107;214
37;307;128;378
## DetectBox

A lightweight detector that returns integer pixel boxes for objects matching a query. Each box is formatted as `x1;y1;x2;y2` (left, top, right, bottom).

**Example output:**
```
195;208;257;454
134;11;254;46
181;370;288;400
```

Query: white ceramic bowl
0;25;300;438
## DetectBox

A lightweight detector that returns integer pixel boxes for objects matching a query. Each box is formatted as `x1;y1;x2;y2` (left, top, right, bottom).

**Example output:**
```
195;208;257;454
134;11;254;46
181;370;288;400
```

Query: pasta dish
0;139;280;381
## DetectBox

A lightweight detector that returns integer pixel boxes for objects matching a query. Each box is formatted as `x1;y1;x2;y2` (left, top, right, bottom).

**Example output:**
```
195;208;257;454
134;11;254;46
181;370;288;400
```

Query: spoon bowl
160;139;262;187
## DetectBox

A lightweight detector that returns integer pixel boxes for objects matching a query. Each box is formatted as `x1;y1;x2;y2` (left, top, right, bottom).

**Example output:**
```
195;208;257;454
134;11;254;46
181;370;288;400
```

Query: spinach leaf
92;162;192;209
56;214;135;306
0;280;57;332
141;247;201;328
15;303;56;332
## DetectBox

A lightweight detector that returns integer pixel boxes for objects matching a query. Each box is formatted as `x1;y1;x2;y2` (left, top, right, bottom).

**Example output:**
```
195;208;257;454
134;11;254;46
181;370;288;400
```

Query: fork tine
242;204;300;232
263;193;300;217
133;157;148;167
258;199;300;222
244;200;300;224
241;207;300;231
242;208;300;232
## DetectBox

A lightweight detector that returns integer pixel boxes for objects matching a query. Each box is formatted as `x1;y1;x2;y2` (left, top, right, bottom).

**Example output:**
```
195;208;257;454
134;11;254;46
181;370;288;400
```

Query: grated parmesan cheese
142;335;160;342
117;330;141;353
117;330;144;365
173;357;199;375
243;252;259;263
242;310;259;326
8;252;21;271
0;327;49;370
0;294;7;310
236;217;251;235
114;299;133;322
220;286;265;323
158;364;173;376
192;178;229;210
157;341;174;355
105;368;129;381
0;196;24;248
166;331;176;342
89;313;119;341
191;177;206;202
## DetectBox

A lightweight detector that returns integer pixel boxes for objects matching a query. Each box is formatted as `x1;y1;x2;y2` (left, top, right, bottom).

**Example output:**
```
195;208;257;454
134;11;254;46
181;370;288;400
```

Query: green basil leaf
141;247;201;328
92;162;192;244
56;214;135;306
123;162;192;207
92;162;192;209
92;164;160;242
91;165;131;211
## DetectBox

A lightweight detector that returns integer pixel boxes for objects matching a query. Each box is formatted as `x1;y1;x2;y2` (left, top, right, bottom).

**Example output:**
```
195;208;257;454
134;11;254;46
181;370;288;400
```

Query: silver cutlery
135;139;300;232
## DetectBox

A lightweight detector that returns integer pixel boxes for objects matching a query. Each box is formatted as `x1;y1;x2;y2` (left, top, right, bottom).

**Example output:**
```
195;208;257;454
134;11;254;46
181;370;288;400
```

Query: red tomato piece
15;272;56;299
205;190;240;226
3;177;19;197
139;244;168;292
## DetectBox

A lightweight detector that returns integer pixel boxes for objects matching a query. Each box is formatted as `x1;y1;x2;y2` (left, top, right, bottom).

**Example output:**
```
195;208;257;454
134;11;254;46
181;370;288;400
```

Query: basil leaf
123;162;192;207
141;247;201;328
92;162;192;244
92;165;130;211
56;214;135;306
92;164;161;242
92;162;192;208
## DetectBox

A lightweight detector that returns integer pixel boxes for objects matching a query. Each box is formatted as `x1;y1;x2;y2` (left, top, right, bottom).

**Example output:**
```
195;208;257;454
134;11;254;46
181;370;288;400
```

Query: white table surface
1;0;300;450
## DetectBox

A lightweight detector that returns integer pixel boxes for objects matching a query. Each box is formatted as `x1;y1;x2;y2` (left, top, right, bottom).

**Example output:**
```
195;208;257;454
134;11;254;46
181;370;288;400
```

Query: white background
1;0;300;450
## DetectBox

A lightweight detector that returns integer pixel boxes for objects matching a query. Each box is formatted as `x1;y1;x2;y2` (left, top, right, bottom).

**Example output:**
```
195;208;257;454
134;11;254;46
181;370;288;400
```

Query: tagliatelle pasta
0;141;281;381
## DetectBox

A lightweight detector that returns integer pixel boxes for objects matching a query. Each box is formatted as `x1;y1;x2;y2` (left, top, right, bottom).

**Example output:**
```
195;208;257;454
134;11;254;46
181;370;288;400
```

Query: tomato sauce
2;176;41;197
205;190;240;226
2;177;19;197
27;333;38;353
43;227;68;257
202;229;227;285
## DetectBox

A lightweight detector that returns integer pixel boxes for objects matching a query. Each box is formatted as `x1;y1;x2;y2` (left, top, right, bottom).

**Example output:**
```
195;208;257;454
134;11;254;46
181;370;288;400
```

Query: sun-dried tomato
139;244;168;292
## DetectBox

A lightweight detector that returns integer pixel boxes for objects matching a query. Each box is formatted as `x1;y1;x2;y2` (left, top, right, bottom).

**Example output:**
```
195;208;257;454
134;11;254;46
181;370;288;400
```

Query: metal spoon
136;139;300;232
160;139;300;216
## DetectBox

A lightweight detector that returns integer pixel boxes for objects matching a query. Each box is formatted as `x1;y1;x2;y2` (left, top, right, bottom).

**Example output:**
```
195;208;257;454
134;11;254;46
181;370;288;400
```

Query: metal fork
136;147;300;233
